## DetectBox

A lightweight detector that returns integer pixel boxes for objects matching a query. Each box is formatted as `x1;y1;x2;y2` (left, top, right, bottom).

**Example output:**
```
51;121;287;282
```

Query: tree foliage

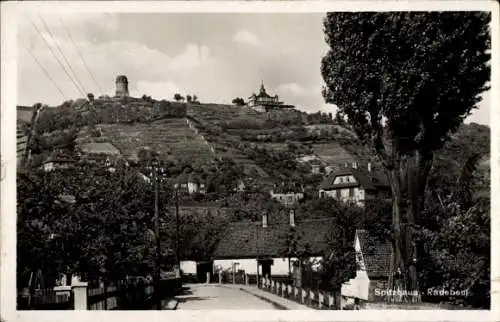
17;165;167;287
321;12;490;293
232;97;245;106
417;154;489;308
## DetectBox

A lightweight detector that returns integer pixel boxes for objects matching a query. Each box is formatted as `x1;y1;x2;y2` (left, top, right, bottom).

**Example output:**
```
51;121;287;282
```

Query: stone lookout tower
115;75;129;98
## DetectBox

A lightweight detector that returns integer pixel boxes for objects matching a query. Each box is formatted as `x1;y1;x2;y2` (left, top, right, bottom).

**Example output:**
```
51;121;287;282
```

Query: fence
17;278;182;311
17;288;73;310
257;276;346;310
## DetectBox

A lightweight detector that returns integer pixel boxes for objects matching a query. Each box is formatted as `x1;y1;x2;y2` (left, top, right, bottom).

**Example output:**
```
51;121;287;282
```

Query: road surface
175;284;280;309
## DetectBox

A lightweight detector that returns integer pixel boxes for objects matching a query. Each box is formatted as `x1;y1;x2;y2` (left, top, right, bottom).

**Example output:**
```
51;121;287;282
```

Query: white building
269;182;304;207
40;155;74;172
341;229;392;301
174;172;206;195
213;212;330;281
247;81;294;113
318;162;390;207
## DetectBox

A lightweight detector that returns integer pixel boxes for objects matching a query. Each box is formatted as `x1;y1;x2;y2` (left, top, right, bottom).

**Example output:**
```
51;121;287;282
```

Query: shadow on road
176;296;213;303
178;287;193;296
175;285;213;304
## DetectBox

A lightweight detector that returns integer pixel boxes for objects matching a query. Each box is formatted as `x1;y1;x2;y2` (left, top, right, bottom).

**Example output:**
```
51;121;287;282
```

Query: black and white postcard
1;1;498;321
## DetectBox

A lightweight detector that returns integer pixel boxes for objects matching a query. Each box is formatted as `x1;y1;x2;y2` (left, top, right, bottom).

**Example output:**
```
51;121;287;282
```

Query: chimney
367;162;372;173
289;209;295;227
262;214;268;228
352;162;358;169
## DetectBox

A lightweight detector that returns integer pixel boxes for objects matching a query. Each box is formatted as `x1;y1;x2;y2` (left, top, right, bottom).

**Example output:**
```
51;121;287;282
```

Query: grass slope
77;118;215;166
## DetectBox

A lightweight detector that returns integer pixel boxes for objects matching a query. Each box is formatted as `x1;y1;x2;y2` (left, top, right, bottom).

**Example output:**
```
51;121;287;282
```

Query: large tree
321;12;490;296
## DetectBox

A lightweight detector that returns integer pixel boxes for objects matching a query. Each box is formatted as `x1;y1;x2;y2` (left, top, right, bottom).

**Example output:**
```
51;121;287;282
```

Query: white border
2;1;499;321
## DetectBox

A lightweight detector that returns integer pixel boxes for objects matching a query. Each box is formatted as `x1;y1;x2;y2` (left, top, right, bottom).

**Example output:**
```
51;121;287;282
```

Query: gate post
71;281;88;310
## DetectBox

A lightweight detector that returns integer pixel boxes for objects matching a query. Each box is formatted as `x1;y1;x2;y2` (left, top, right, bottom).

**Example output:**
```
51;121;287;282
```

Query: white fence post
328;294;335;309
72;281;88;310
206;272;210;284
301;289;307;304
319;293;324;309
219;271;222;284
309;290;315;306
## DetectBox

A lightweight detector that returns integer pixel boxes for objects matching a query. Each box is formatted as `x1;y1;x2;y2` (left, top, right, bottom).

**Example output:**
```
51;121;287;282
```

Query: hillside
76;118;215;167
21;96;490;197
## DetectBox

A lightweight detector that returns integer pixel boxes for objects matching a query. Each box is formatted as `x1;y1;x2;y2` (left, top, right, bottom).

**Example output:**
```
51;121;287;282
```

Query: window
349;188;355;197
336;190;341;199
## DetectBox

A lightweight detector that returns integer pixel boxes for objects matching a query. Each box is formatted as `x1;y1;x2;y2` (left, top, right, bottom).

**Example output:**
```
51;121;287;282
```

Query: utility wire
59;16;104;95
37;14;88;96
21;41;67;100
29;17;86;98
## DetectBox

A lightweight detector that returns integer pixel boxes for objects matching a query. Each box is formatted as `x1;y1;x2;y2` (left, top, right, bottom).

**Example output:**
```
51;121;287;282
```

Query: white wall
340;234;369;300
270;192;304;205
333;175;356;184
213;256;324;276
318;188;365;207
43;162;54;172
187;182;198;194
180;260;197;275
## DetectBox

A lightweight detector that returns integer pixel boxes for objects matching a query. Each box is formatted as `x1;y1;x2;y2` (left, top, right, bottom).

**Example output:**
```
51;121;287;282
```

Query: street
174;284;280;309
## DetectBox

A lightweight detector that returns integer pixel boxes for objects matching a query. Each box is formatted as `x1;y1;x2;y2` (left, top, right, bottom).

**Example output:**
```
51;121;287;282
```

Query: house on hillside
248;81;294;113
213;212;333;282
341;229;392;302
318;162;390;207
270;182;304;207
40;152;75;172
174;172;206;195
78;142;127;171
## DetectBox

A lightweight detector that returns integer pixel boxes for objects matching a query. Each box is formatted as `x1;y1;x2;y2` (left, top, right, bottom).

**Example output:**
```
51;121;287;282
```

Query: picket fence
18;279;181;310
257;276;347;310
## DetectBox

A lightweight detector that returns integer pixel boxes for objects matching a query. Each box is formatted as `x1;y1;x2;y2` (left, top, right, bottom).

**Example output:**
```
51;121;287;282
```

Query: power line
37;14;88;96
59;16;104;95
28;17;86;98
21;41;67;100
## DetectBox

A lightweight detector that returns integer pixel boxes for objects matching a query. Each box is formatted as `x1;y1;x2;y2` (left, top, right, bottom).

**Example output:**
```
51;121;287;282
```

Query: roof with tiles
213;218;336;259
356;229;393;279
319;165;389;191
43;150;75;164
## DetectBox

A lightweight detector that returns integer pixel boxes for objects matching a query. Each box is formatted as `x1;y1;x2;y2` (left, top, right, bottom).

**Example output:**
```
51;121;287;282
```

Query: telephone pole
151;159;161;310
175;187;180;268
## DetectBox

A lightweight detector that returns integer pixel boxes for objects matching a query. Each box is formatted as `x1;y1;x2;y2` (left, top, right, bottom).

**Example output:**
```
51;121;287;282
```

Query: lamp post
151;158;162;310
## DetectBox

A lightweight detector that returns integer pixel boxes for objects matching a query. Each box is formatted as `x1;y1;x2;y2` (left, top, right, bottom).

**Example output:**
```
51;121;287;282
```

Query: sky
17;12;491;125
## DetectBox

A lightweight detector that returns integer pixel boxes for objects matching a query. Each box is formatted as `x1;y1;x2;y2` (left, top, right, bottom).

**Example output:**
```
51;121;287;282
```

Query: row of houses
270;162;390;208
39;148;390;208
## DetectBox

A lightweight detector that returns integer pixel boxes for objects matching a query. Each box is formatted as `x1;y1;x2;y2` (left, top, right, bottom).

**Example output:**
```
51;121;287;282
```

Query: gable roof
213;218;336;259
319;167;389;191
356;229;392;279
